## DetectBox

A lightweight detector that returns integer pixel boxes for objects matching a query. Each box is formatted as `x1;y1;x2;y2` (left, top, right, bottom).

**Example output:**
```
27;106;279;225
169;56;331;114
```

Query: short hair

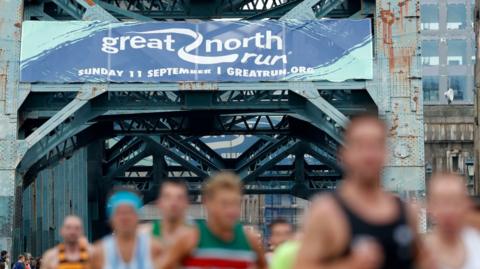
0;250;6;256
18;255;24;260
268;218;292;231
202;171;243;198
344;113;387;141
158;179;188;196
63;215;82;227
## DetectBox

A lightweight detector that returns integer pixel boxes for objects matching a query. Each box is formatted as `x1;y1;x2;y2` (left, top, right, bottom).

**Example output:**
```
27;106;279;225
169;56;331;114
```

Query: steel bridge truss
18;82;375;199
24;0;373;21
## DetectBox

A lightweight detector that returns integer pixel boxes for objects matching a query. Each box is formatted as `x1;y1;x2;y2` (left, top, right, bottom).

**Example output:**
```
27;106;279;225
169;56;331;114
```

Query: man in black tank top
294;115;434;269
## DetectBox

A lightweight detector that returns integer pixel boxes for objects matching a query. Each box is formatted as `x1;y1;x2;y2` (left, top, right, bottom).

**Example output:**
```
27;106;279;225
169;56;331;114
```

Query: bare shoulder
91;240;105;260
41;248;58;269
423;233;436;247
309;193;344;221
89;240;105;269
42;247;58;260
139;222;153;234
176;225;199;249
150;235;163;259
306;193;349;250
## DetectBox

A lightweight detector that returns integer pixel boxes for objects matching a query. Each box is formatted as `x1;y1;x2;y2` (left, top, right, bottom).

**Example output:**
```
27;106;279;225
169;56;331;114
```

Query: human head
35;257;41;269
428;172;470;236
18;255;24;262
157;179;189;223
1;250;6;257
60;215;83;246
202;171;243;230
339;114;387;185
268;218;294;250
107;187;143;236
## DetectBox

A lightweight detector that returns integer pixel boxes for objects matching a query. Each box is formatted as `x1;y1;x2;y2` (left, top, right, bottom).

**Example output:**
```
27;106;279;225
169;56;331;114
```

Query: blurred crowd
3;114;480;269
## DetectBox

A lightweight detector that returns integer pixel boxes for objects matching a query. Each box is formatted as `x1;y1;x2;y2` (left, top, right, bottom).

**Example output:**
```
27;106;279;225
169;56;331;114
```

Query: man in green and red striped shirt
159;171;268;269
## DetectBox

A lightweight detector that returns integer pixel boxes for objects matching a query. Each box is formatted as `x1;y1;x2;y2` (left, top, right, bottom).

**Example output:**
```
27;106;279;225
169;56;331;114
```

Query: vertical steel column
474;0;479;194
370;0;426;228
0;0;23;253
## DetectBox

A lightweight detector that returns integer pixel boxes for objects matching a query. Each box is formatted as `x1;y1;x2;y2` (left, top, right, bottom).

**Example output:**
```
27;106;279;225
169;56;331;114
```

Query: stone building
421;0;476;192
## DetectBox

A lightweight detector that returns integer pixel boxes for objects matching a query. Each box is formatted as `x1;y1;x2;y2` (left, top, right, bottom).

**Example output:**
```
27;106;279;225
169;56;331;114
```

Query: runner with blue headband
90;188;163;269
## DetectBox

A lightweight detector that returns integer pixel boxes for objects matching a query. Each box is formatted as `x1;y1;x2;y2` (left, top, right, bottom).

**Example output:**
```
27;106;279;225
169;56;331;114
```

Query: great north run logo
101;28;288;65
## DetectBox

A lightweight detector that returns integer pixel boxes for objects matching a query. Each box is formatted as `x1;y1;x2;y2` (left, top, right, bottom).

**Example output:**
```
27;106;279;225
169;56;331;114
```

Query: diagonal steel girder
105;141;151;180
280;0;346;20
42;0;306;19
49;0;119;20
306;142;341;171
142;136;209;178
22;122;112;187
104;137;146;171
289;83;348;144
109;114;291;136
105;136;136;161
115;119;226;170
237;137;300;183
18;88;107;175
162;135;225;171
188;138;226;169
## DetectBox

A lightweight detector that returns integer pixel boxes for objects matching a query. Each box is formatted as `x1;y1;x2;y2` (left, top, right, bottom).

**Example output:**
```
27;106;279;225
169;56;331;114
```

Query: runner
40;215;90;269
266;218;294;262
159;171;268;269
270;232;303;269
425;172;480;269
90;187;162;269
294;115;432;269
140;179;190;246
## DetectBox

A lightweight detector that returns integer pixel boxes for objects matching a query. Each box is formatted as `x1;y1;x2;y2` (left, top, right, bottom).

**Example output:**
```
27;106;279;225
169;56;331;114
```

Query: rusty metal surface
369;0;426;228
0;0;23;254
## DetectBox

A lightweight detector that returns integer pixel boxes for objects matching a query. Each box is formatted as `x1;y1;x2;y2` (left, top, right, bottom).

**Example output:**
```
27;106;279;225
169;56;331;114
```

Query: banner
20;20;373;83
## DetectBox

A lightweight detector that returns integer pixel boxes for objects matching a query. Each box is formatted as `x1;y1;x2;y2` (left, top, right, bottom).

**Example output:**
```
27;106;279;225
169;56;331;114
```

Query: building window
447;4;466;30
421;5;439;30
447;39;466;65
423;76;439;102
448;76;466;101
422;40;439;66
452;155;459;172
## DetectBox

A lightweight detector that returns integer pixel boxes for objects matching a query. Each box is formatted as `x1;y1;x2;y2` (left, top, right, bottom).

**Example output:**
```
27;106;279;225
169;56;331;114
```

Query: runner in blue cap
90;187;163;269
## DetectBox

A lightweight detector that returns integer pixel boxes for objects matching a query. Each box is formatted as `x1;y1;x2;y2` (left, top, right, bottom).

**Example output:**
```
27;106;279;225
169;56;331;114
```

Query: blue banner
20;20;373;83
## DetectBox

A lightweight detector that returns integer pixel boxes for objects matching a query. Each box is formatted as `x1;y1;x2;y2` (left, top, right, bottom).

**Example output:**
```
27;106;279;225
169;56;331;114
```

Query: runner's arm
157;228;196;269
150;237;163;261
293;197;359;269
245;228;268;269
39;249;56;269
89;242;104;269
